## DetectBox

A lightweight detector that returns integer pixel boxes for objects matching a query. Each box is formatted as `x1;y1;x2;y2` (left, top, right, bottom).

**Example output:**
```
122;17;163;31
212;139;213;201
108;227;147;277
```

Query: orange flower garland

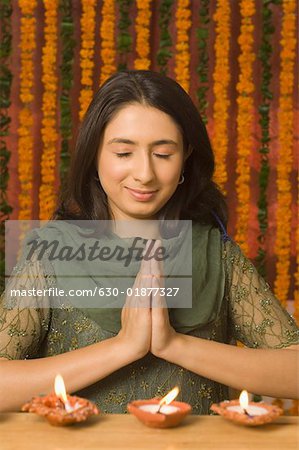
39;0;59;220
235;0;256;254
274;0;296;306
79;0;96;120
212;0;231;192
174;0;191;93
134;0;152;70
99;0;116;86
17;0;37;220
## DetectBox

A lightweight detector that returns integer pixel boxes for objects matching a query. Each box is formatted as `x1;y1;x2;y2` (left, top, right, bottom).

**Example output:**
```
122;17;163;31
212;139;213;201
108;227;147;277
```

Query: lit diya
210;390;283;426
22;374;99;426
127;386;192;428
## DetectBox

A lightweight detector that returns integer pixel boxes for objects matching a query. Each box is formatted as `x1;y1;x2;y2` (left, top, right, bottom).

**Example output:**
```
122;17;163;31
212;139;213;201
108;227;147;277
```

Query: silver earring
178;172;185;185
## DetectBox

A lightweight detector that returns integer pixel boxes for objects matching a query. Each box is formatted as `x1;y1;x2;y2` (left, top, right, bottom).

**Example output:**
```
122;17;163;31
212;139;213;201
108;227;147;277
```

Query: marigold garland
17;0;37;221
174;0;191;93
134;0;152;70
79;0;96;120
212;0;231;192
274;0;296;306
100;0;116;85
235;0;256;254
39;0;59;220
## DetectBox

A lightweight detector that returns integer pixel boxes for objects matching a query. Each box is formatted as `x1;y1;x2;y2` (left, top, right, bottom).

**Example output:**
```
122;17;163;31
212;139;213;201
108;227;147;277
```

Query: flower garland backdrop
17;0;37;221
2;0;298;413
211;0;230;192
39;0;59;221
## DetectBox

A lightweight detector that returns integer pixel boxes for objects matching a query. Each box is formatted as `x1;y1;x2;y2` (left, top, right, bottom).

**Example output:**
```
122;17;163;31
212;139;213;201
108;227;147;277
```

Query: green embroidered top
0;228;298;414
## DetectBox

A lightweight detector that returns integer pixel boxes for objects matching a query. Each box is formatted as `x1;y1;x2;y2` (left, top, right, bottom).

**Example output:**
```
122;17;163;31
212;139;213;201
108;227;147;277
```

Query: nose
132;152;156;184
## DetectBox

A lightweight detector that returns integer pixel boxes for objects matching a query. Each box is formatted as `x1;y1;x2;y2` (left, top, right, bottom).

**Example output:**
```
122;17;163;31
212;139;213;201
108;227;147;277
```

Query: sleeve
0;254;52;360
224;239;299;349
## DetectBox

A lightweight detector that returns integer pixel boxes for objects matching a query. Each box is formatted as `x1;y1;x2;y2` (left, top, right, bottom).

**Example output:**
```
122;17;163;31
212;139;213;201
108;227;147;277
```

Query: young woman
0;70;298;413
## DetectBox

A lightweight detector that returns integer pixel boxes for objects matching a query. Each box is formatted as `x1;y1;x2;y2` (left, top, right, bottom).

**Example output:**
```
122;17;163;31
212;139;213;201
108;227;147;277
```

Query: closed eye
155;154;171;159
115;153;171;159
115;153;131;158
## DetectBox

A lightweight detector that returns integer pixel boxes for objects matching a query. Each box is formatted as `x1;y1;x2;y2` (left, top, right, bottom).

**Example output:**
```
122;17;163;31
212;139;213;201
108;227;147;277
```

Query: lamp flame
239;390;249;409
159;386;180;407
54;374;68;404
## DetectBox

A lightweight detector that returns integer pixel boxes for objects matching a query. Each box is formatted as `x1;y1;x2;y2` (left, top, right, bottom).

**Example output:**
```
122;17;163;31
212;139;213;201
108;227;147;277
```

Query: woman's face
97;103;185;221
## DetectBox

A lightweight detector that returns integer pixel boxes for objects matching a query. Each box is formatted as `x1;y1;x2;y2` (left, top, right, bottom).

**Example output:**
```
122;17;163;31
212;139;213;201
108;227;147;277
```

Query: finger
151;275;167;309
132;240;151;307
125;240;151;309
130;240;152;309
139;239;153;277
151;240;165;285
137;258;152;309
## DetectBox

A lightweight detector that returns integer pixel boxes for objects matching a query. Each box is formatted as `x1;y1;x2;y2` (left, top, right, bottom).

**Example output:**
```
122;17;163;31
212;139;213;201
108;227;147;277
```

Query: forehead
103;103;183;141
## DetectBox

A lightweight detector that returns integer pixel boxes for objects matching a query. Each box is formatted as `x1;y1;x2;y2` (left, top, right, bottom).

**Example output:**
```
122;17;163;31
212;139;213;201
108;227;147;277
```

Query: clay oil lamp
210;390;283;426
22;374;99;426
127;386;192;428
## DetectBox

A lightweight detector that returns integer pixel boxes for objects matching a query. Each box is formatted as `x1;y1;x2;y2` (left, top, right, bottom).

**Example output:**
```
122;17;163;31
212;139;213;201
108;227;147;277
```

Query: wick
243;408;254;419
63;398;74;414
156;404;164;415
65;403;84;415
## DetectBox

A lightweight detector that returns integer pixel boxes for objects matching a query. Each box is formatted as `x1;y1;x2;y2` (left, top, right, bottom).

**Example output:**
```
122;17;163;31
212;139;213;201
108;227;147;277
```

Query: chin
124;207;160;219
127;211;157;219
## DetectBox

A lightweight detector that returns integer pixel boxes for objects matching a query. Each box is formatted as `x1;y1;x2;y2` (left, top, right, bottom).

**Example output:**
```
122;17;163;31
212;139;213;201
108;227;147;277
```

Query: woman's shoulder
191;220;223;242
20;220;90;261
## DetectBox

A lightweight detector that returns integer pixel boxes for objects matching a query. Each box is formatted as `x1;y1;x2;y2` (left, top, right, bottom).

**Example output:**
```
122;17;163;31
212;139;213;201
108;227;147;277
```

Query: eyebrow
107;138;178;147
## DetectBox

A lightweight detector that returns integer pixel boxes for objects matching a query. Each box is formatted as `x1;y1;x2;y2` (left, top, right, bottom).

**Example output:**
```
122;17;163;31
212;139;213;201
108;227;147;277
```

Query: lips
125;187;158;201
126;187;157;194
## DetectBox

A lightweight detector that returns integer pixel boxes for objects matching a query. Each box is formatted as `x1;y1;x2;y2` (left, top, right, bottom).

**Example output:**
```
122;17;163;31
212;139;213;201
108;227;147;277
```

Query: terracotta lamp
210;390;283;426
127;386;192;428
22;374;99;426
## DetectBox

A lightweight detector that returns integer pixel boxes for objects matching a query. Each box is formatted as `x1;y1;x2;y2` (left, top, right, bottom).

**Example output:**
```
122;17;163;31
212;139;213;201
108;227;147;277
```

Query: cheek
156;163;181;184
107;166;126;181
99;156;127;181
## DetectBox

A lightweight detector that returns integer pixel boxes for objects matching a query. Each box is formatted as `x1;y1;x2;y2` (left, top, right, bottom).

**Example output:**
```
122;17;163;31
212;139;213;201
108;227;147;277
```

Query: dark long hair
54;70;228;230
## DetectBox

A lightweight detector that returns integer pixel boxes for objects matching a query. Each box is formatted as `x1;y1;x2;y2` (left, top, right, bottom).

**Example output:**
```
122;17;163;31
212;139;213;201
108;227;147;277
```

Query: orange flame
159;386;180;406
239;390;249;409
54;374;68;403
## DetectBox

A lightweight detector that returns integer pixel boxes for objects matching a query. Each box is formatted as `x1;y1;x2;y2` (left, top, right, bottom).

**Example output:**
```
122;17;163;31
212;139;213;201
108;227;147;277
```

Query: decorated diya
210;390;283;426
127;386;192;428
22;374;99;426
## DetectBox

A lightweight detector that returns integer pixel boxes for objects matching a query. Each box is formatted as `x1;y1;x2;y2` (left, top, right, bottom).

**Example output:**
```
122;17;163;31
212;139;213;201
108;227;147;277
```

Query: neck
110;219;161;240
